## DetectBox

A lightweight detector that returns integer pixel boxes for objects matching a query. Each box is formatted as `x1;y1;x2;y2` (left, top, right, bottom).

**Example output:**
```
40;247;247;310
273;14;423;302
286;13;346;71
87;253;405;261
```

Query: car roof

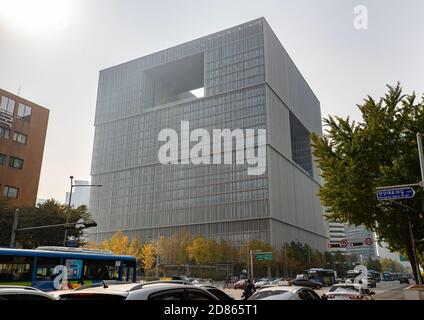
255;285;305;292
195;283;217;288
0;287;56;298
331;283;362;287
0;285;41;291
62;282;206;296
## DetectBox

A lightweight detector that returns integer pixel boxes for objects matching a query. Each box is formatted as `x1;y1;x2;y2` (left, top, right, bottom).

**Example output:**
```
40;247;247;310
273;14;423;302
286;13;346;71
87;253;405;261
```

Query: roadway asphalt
219;280;412;300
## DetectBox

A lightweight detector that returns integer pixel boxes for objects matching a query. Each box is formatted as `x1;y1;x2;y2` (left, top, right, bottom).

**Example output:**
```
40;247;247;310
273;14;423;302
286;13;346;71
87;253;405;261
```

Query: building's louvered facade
89;18;328;250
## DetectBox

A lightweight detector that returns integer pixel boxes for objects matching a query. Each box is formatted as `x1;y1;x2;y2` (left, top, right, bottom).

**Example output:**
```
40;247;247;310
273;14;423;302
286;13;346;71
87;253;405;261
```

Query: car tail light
349;295;363;300
327;295;335;299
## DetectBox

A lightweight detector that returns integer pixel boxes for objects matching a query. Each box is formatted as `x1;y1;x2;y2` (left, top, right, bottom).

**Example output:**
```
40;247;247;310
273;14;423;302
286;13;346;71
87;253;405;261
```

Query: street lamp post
417;133;424;188
416;133;424;283
9;219;97;248
9;209;20;248
63;176;102;246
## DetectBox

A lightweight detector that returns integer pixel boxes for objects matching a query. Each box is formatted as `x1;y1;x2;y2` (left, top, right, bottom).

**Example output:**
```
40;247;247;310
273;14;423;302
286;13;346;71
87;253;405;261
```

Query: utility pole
64;176;74;246
63;176;102;246
406;207;422;284
9;209;20;248
417;133;424;186
284;243;288;278
250;250;254;281
416;133;424;283
155;232;160;279
308;246;311;269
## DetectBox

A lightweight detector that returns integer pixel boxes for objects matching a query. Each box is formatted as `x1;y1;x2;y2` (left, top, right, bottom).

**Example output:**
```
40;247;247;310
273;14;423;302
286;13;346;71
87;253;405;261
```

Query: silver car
58;281;219;300
0;285;57;300
324;284;375;300
248;286;321;300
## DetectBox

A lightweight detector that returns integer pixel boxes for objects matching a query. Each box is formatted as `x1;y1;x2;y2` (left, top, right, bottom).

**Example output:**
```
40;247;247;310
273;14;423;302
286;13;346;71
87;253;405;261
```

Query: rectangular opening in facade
289;111;313;176
144;52;204;106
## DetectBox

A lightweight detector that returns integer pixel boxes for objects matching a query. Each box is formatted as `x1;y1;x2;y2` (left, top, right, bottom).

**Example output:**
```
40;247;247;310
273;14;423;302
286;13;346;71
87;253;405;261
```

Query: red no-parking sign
340;239;349;247
364;237;373;246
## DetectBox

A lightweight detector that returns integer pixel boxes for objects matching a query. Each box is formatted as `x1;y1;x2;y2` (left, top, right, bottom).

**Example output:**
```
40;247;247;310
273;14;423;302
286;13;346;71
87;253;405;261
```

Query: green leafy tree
0;199;93;248
380;258;406;273
366;257;382;272
311;83;424;281
216;239;239;263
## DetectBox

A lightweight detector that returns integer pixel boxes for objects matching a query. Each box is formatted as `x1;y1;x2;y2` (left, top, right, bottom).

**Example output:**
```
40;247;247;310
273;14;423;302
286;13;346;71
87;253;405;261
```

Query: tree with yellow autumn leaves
86;231;332;278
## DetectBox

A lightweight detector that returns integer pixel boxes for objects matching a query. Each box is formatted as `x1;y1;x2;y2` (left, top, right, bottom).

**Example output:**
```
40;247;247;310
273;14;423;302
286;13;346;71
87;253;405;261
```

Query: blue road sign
377;187;415;200
66;240;79;247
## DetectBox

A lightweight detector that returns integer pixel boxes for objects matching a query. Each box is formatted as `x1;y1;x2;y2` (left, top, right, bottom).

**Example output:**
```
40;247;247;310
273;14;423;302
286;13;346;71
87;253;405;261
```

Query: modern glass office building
89;18;328;250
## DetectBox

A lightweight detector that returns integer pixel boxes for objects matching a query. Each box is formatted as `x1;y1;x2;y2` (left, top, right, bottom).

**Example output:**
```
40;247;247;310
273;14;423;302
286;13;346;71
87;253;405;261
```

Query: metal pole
250;250;254;281
284;243;288;278
64;176;74;246
9;209;20;248
308;247;311;268
416;133;424;283
246;245;249;279
155;232;160;279
417;133;424;184
407;208;422;284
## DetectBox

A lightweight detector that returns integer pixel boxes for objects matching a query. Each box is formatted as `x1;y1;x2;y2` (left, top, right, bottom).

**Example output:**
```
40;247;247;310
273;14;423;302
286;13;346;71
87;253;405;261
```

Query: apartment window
0;127;10;139
0;96;16;115
17;103;32;122
3;186;19;199
0;153;6;165
12;132;27;144
9;157;24;169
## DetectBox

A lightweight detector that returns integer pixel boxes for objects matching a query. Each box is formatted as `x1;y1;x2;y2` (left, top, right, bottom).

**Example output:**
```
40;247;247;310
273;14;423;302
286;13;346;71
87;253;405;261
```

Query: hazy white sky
0;0;423;201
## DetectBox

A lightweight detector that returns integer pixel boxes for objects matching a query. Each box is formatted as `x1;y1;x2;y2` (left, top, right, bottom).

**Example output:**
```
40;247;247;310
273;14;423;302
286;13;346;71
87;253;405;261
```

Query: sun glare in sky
0;0;71;33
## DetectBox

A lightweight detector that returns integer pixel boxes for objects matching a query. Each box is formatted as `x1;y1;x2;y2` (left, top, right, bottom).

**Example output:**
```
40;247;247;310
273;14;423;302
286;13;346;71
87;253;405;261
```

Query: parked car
399;276;410;284
336;277;346;284
248;286;321;300
290;278;323;289
270;277;283;284
234;279;247;289
323;284;375;300
171;275;190;282
0;286;57;300
58;281;219;300
195;284;234;300
270;278;289;286
254;278;270;289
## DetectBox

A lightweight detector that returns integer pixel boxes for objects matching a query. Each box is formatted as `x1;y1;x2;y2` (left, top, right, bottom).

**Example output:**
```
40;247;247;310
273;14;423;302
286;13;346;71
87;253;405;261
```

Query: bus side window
83;259;120;281
35;257;61;281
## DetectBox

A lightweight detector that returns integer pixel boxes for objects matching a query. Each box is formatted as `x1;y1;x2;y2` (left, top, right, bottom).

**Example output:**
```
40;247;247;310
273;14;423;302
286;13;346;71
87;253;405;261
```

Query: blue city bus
0;247;137;291
305;268;336;286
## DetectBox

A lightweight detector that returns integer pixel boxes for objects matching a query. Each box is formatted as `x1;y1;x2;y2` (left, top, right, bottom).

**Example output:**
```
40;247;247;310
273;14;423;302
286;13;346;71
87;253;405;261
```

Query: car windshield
59;293;126;300
249;290;289;300
329;286;359;293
